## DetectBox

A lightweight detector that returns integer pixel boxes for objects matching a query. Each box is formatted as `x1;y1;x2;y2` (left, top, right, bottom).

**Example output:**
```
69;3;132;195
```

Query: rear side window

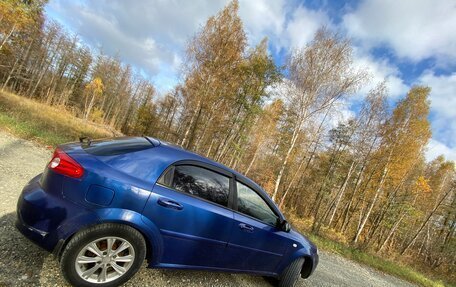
236;181;278;226
82;137;154;156
170;165;230;207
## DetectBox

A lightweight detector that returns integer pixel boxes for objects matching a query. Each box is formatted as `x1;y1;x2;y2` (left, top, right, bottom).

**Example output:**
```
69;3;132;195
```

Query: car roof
149;137;266;194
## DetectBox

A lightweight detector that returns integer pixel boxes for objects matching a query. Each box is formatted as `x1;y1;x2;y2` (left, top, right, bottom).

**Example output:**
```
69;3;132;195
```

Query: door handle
157;198;183;210
239;223;254;232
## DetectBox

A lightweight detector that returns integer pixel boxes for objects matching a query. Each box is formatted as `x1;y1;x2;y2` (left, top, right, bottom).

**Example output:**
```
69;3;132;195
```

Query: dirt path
0;131;417;287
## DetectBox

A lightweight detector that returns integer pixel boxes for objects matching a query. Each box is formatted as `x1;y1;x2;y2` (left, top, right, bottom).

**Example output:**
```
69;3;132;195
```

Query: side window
157;166;174;186
236;182;278;226
171;165;230;207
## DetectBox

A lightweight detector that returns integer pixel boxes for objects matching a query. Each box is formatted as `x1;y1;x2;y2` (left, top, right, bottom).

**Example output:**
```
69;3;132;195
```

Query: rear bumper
16;175;99;253
16;212;54;251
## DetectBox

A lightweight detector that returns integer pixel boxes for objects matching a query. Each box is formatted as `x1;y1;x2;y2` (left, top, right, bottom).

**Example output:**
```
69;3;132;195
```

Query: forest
0;0;454;282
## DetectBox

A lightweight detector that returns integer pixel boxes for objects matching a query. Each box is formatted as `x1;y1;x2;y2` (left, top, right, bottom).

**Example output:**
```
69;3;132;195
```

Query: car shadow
0;212;48;286
126;266;277;287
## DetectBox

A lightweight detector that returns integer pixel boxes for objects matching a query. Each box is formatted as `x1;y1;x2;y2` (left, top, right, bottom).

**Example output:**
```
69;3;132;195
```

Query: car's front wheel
60;223;146;287
278;257;304;287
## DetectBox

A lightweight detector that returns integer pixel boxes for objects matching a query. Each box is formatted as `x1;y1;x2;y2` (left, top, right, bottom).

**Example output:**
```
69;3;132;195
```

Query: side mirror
279;219;291;232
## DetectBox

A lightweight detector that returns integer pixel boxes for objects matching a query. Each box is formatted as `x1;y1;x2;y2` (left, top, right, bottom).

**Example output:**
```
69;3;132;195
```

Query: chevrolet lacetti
16;137;318;287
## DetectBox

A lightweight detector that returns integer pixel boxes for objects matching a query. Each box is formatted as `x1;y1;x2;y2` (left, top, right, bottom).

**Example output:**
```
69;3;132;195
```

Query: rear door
223;180;287;273
142;162;235;268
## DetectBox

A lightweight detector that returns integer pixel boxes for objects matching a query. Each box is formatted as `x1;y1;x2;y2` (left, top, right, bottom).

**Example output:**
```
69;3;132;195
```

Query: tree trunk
278;156;306;209
0;24;16;51
353;165;388;243
271;125;300;202
194;112;213;152
400;185;453;255
244;145;259;176
206;138;215;158
327;160;356;227
185;104;203;149
278;108;329;209
180;100;201;147
311;139;351;232
215;104;243;161
2;52;21;90
378;213;405;252
84;92;96;120
2;37;34;90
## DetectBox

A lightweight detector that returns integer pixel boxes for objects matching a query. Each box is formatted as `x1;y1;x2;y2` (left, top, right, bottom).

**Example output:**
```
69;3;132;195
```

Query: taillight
48;148;84;178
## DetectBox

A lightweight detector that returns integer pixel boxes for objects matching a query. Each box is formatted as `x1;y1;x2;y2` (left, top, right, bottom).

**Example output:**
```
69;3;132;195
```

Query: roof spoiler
79;136;92;146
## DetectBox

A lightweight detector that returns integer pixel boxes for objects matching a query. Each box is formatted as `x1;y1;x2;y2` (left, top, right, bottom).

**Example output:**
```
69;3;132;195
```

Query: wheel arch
276;248;316;278
55;208;164;265
300;255;314;278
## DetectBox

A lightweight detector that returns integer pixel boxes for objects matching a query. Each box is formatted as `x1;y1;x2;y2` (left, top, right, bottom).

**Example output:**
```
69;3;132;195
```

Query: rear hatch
41;137;160;209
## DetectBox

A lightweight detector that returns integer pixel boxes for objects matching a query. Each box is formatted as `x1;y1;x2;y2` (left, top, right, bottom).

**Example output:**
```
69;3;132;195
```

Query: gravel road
0;131;417;287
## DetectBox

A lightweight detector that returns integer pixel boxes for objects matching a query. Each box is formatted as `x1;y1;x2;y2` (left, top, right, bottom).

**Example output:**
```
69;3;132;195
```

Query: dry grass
0;91;121;146
286;213;451;287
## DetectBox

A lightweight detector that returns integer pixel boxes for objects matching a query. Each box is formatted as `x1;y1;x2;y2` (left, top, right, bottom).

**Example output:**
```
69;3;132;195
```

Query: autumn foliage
1;0;454;283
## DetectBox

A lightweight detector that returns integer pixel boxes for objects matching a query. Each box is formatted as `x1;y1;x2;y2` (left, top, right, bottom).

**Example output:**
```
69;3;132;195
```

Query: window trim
155;159;283;228
233;177;281;228
173;160;232;177
156;160;235;210
157;165;175;186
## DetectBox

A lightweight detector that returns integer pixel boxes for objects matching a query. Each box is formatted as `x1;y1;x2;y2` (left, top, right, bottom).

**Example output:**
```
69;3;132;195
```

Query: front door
223;181;287;273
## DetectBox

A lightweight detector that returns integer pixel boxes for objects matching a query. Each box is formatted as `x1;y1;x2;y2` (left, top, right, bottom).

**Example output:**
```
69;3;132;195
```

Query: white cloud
352;50;409;99
46;0;228;92
342;0;456;162
286;6;330;49
327;100;356;129
426;139;456;162
279;4;410;100
44;0;456;162
419;71;456;119
241;1;332;51
417;71;456;161
238;0;285;49
46;0;331;91
343;0;456;64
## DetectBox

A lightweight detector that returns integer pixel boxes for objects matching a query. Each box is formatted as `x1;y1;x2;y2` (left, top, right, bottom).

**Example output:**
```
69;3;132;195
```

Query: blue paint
16;137;318;279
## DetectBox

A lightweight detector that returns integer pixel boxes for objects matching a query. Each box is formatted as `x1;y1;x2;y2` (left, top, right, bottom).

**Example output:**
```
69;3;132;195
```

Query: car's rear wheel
278;257;304;287
60;223;146;287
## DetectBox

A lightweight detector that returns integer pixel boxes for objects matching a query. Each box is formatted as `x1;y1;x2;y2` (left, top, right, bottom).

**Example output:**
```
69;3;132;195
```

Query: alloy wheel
74;236;135;284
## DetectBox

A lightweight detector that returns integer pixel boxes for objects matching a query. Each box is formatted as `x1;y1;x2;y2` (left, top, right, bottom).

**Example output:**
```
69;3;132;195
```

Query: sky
45;0;456;161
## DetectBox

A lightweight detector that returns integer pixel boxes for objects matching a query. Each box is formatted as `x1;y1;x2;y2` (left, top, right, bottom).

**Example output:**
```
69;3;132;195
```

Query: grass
306;233;449;287
286;214;452;287
0;91;120;146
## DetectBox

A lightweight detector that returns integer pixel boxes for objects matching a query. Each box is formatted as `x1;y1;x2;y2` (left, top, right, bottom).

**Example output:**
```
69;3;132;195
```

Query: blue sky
45;0;456;161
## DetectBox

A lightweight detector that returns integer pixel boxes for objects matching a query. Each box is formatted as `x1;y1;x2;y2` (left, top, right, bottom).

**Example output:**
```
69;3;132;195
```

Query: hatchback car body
16;137;318;287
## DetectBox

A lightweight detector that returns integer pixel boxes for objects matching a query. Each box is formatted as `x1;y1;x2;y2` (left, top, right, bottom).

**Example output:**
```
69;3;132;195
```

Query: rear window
82;137;154;156
172;165;230;207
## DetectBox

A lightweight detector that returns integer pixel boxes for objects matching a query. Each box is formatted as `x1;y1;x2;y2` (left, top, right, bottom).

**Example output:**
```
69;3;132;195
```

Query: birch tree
84;77;104;120
271;28;366;202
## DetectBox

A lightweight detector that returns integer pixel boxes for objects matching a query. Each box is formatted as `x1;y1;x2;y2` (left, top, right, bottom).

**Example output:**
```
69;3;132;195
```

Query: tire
278;257;304;287
60;223;146;287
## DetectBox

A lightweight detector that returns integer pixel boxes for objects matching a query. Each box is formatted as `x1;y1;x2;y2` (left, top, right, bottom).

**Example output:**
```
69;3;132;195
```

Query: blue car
16;137;318;287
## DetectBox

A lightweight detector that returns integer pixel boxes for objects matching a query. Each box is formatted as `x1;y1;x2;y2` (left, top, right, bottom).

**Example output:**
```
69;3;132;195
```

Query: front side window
236;182;278;226
171;165;230;207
